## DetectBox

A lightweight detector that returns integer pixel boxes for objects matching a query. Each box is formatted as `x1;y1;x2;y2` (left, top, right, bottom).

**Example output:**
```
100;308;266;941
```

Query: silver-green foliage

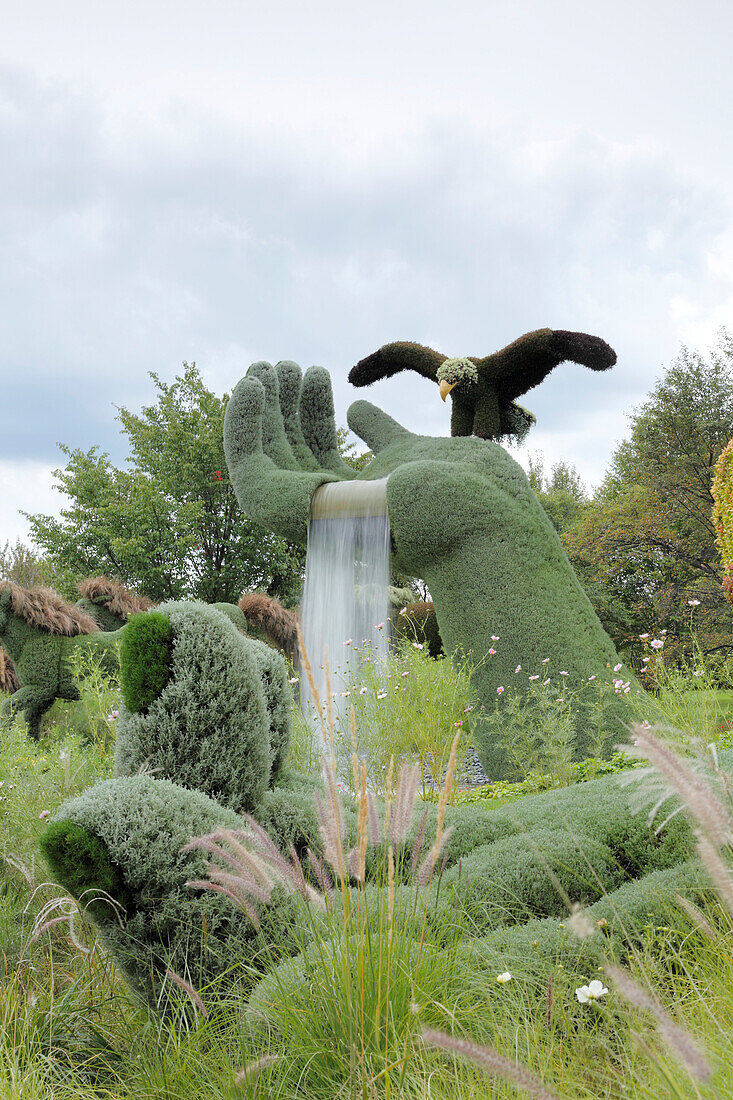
114;602;271;813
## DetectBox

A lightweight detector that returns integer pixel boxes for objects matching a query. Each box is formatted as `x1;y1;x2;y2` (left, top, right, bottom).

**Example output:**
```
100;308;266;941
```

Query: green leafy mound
40;775;303;1008
115;602;271;814
119;611;174;714
441;828;623;934
391;601;444;657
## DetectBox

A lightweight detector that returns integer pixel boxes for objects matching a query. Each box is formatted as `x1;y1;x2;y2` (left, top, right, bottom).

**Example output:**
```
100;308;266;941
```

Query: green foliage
442;828;624;934
118;611;173;714
115;604;271;814
712;436;733;602
247;637;291;779
563;333;733;659
24;363;305;605
391;601;444;657
343;642;473;795
40;820;131;921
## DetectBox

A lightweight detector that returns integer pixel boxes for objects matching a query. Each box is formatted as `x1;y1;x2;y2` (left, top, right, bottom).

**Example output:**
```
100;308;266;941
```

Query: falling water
300;478;390;724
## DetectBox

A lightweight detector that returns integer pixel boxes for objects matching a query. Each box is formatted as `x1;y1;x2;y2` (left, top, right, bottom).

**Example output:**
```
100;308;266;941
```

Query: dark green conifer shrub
119;611;174;714
115;602;270;814
247;636;291;779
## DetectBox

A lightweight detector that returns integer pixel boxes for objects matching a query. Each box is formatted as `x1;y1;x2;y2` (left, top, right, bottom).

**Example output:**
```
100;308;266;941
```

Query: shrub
246;636;291;779
115;602;271;814
442;827;623;934
391;601;444;657
118;611;174;714
39;775;302;1009
712;437;733;604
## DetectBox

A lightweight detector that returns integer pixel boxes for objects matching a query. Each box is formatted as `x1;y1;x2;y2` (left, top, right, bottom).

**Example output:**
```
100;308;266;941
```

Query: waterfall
300;478;390;725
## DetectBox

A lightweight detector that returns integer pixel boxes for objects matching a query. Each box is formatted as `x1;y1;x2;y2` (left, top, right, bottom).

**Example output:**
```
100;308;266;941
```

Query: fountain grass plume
420;1028;560;1100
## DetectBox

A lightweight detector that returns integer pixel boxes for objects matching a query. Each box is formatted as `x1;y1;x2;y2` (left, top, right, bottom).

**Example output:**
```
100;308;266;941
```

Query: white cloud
0;461;63;547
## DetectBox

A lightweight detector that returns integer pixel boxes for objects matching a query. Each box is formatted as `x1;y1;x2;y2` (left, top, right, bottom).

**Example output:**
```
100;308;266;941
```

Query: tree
25;364;306;605
562;332;733;659
526;452;588;536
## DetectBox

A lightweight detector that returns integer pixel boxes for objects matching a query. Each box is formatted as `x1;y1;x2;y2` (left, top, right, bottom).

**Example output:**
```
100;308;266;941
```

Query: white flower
639;633;649;639
340;691;350;698
588;674;596;681
412;642;424;650
640;720;651;728
402;671;409;677
542;657;550;663
692;670;703;676
359;686;367;694
575;979;608;1004
496;972;512;984
398;607;407;616
559;670;568;676
613;663;622;672
491;635;500;641
650;639;664;649
377;691;387;700
289;676;299;684
496;686;504;694
515;665;522;673
688;599;701;606
344;638;352;646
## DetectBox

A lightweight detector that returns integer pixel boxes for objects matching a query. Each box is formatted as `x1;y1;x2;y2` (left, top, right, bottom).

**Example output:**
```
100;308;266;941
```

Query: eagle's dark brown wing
477;329;616;404
349;341;447;387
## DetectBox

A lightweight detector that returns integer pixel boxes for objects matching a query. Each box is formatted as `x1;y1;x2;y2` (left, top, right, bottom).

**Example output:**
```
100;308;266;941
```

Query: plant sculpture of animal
115;602;292;805
349;330;616;441
712;438;733;603
0;581;122;739
222;359;640;778
76;575;154;631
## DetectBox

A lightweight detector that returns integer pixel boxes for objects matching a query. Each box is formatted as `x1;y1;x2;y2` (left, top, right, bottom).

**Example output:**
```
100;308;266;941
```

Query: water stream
300;479;390;726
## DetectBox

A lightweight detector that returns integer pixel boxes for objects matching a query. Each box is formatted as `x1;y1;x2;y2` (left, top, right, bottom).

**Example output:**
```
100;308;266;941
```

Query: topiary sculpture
238;590;299;660
0;581;122;739
114;602;287;811
222;360;639;778
39;775;304;1008
76;575;154;631
391;600;444;657
349;330;616;441
0;645;19;694
712;438;733;603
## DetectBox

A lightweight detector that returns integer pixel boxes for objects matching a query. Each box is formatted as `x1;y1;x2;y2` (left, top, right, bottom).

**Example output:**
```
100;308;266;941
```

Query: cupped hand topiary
223;361;639;777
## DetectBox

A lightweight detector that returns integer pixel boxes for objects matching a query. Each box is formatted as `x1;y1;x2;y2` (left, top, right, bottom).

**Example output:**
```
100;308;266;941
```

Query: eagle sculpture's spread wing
349;330;617;441
485;329;617;404
349;342;447;386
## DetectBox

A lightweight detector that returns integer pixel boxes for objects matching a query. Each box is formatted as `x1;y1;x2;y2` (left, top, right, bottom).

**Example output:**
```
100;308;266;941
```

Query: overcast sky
2;0;732;545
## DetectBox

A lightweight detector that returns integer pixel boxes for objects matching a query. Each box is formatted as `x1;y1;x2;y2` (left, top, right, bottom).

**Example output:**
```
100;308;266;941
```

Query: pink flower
454;721;463;727
488;648;496;655
639;633;649;639
588;674;596;681
463;705;474;713
543;678;550;686
542;657;550;663
375;622;385;631
613;663;622;672
529;674;539;681
660;629;667;634
515;665;522;673
688;599;701;607
344;638;352;646
650;639;664;649
559;670;568;676
497;686;505;694
556;698;564;703
39;810;50;820
412;642;424;650
491;635;500;641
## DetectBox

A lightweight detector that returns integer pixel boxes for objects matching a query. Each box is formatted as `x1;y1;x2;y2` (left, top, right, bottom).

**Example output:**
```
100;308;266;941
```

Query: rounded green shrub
119;611;174;714
115;602;271;814
442;827;623;934
40;775;303;1009
246;636;291;779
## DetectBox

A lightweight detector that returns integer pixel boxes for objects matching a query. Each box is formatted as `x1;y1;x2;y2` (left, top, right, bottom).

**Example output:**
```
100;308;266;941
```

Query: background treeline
6;333;733;668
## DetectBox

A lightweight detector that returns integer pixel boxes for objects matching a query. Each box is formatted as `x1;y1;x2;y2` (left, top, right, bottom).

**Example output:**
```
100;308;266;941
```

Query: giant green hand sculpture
224;361;640;777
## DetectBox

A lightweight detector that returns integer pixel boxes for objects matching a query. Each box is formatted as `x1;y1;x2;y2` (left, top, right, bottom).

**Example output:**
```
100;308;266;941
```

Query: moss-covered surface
115;603;271;814
119;611;174;714
223;361;639;778
0;583;122;739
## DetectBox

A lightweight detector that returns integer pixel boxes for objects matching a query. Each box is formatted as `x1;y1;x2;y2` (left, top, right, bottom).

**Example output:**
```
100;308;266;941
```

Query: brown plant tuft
238;591;299;657
77;575;153;618
0;646;19;692
0;580;99;636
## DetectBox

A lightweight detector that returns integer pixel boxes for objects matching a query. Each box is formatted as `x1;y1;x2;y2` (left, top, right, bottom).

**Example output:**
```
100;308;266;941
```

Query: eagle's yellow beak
439;379;457;402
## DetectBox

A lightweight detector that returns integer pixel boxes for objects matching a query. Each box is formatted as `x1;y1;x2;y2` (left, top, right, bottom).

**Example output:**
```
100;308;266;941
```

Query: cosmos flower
576;979;608;1004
